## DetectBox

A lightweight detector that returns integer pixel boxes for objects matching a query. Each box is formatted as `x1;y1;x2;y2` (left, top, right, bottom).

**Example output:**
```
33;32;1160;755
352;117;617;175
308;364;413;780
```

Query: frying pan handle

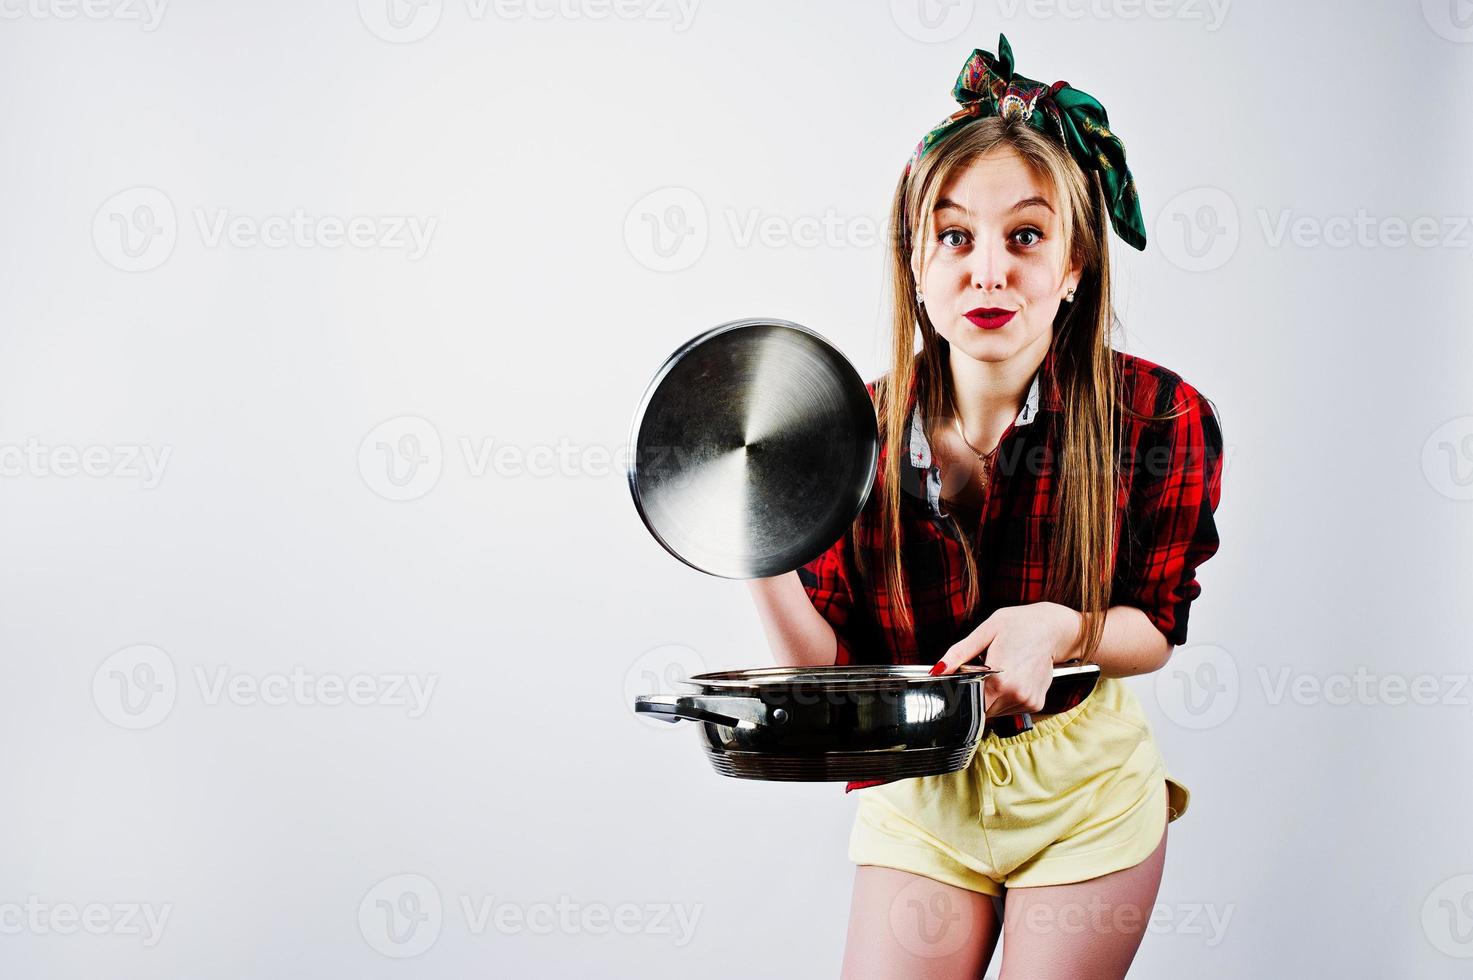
633;695;778;728
982;662;1102;730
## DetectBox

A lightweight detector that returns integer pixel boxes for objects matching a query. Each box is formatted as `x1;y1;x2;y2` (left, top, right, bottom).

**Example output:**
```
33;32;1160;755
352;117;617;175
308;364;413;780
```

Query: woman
746;37;1223;979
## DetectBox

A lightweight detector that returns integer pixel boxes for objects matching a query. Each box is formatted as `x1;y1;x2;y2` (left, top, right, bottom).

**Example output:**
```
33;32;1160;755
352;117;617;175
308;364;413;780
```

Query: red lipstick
964;307;1016;330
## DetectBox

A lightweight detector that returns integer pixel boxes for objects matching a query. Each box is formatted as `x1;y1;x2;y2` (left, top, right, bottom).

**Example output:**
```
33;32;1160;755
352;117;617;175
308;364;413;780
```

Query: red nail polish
928;661;947;676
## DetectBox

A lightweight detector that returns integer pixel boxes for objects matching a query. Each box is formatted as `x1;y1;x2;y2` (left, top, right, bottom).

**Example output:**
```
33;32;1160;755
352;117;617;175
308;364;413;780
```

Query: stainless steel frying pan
627;317;1069;750
626;318;878;579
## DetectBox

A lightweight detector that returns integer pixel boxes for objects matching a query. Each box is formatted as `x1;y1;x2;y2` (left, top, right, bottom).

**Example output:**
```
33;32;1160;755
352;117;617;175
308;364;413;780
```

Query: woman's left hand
929;602;1084;717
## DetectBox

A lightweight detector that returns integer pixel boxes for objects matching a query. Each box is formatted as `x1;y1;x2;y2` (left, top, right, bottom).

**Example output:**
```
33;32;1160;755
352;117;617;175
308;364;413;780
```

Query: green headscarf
904;34;1147;252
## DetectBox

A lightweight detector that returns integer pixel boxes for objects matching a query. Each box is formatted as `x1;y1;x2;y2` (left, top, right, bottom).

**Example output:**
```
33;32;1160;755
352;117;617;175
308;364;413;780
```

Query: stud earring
915;290;925;306
1064;288;1075;302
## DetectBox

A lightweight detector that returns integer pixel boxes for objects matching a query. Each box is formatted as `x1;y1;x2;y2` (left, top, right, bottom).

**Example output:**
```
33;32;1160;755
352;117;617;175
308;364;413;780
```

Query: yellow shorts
848;673;1189;897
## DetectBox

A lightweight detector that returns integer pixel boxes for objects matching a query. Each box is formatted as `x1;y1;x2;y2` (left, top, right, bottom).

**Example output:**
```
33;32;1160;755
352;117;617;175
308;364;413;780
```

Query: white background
2;1;1471;976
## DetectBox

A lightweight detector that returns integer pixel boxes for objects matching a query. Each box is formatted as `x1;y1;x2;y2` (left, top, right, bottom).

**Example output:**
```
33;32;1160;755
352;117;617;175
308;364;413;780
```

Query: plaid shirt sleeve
1112;383;1224;646
796;529;859;667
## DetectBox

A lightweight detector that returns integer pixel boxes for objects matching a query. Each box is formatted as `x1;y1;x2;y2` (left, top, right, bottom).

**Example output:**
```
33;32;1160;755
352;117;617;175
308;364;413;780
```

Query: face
914;147;1081;366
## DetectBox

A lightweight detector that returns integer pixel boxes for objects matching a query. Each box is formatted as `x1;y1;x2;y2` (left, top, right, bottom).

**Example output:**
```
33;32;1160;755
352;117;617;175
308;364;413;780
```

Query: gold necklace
945;386;1000;483
951;414;1001;461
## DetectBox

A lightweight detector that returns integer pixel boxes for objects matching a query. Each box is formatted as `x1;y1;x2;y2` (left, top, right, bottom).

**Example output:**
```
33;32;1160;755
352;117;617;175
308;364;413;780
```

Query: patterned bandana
904;34;1147;252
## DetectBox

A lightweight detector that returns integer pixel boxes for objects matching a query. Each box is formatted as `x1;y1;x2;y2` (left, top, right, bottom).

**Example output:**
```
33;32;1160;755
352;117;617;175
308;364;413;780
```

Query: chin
945;330;1017;363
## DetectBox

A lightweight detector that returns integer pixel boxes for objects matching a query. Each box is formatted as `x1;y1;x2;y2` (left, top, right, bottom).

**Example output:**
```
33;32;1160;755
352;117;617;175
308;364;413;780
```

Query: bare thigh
996;798;1170;980
840;865;1002;980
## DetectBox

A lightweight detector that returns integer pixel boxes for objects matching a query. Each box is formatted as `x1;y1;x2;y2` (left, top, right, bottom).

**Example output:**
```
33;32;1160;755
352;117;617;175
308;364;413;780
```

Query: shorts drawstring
977;744;1013;819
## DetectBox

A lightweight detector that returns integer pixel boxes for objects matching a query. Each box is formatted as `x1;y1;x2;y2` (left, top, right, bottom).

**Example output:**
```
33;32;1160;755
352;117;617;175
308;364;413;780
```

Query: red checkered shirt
796;347;1224;792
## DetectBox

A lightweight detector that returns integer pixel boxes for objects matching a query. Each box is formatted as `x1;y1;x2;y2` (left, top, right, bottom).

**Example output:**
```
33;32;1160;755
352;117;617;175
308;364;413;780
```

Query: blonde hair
856;114;1176;664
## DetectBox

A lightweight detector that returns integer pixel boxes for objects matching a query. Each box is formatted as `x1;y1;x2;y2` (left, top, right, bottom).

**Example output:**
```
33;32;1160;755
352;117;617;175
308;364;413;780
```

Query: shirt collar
903;347;1062;471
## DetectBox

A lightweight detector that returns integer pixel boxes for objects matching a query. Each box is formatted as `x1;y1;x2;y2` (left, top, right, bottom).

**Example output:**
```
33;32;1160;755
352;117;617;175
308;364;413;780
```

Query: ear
1064;254;1084;297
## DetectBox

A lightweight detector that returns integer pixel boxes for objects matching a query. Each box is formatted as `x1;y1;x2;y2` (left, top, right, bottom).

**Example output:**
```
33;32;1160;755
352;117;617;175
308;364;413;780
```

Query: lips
964;307;1017;330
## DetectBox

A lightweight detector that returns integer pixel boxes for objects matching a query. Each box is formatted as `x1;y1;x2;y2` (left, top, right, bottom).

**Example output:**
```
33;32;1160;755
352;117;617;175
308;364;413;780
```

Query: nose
968;236;1008;293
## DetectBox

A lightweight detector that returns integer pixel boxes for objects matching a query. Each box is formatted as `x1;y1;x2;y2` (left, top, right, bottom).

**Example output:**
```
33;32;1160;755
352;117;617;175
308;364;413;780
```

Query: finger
984;677;1051;718
988;684;1047;717
928;648;962;676
929;641;973;675
967;616;1000;664
929;618;1000;676
982;676;1017;717
986;693;1023;717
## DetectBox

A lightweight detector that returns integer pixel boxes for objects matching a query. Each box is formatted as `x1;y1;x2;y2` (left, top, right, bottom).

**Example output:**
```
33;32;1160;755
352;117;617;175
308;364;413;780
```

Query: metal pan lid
626;318;879;580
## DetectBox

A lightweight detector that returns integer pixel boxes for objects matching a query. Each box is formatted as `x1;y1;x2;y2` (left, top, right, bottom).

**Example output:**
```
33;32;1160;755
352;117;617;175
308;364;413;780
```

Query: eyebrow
935;196;1055;216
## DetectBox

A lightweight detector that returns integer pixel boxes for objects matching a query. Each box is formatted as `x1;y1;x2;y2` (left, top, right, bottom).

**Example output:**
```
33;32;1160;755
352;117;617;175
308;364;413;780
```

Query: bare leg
840;865;1002;980
997;798;1169;980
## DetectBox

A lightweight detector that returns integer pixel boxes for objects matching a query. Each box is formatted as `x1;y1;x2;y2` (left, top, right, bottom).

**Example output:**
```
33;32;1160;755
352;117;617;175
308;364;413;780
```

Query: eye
1013;226;1044;247
937;228;970;248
